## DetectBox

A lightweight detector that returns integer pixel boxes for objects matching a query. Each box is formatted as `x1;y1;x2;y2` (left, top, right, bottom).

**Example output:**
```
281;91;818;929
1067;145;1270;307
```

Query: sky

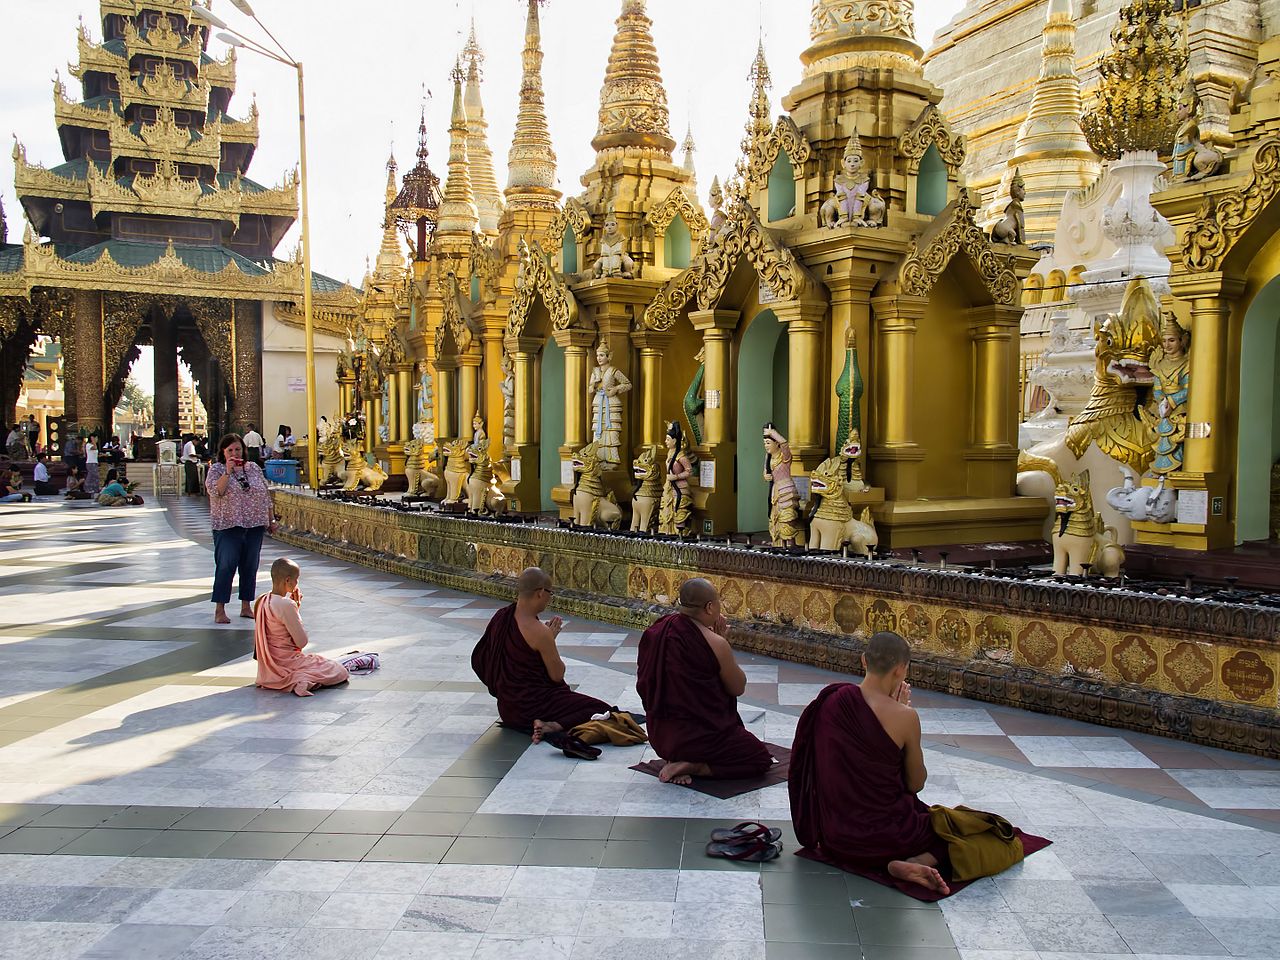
2;0;966;292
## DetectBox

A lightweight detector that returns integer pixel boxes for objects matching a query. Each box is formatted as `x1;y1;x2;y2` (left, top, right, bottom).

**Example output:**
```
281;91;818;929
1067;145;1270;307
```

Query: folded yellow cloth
570;711;649;746
929;804;1025;882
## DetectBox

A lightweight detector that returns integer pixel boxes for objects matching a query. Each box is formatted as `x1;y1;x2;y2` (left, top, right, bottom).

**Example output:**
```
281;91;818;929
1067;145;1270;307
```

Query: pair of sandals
705;820;783;861
543;730;601;761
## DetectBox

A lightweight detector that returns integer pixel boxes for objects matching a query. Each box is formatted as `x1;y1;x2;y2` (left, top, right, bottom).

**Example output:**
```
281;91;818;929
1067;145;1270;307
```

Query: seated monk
637;578;773;784
253;558;350;697
472;567;611;743
790;632;1040;897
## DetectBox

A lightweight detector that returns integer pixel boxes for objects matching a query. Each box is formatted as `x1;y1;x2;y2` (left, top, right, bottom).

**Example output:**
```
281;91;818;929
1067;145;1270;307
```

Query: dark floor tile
855;908;955;948
31;805;127;829
241;808;330;833
844;874;939;910
601;838;685;870
522;838;606;867
422;777;502;798
765;942;854;960
58;828;161;856
103;806;194;830
76;922;207;960
1081;881;1192;916
209;830;306;860
761;872;852;905
0;803;57;827
461;814;543;838
859;946;960;960
765;901;858;944
316;810;401;835
0;825;89;854
443;759;516;778
364;834;453;863
534;815;614;841
285;832;380;861
170;807;265;832
407;795;484;814
388;812;473;836
609;817;687;843
132;829;235;859
441;836;528;865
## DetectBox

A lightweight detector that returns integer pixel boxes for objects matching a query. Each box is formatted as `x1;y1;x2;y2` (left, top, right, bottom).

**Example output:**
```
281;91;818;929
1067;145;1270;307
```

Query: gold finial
1081;0;1188;159
437;56;479;236
506;0;560;209
743;39;773;152
805;0;920;75
843;129;864;163
593;0;675;157
463;18;484;79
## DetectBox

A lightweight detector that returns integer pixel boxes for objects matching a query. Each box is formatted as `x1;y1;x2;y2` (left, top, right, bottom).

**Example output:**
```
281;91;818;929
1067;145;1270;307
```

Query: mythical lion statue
404;424;441;497
342;455;388;493
629;444;662;534
1052;469;1125;577
442;439;471;504
571;441;622;529
465;446;507;515
808;454;878;555
318;432;347;486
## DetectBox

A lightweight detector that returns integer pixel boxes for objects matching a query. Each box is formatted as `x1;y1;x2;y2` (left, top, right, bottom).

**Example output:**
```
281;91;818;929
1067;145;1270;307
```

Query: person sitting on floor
472;566;611;744
0;470;31;503
253;557;349;697
97;469;142;506
789;631;1040;897
636;577;773;785
64;465;89;500
32;453;57;496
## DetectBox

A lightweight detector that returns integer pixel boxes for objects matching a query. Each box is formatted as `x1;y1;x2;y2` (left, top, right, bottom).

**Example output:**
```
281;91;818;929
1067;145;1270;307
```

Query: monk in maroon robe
637;578;773;784
790;631;1045;898
472;567;610;742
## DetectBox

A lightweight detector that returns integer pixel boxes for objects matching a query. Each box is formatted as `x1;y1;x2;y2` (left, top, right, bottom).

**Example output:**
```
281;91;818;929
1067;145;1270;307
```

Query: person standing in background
84;435;100;495
242;424;265;465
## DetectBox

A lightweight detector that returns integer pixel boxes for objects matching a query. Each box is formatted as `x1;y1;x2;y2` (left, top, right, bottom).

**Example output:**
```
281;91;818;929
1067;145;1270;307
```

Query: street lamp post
189;1;319;491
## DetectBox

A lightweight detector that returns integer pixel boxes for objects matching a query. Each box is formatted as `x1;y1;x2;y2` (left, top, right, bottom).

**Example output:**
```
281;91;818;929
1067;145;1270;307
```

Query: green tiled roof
63;241;273;275
0;245;23;275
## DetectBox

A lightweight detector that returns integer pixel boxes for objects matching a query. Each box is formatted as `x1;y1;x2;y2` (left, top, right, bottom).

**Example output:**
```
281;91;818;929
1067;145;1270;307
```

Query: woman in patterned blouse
205;433;274;624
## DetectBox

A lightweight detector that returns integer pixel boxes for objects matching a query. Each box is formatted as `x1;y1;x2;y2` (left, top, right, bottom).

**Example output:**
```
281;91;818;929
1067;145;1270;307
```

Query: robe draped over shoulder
253;594;349;697
471;604;610;731
636;613;772;779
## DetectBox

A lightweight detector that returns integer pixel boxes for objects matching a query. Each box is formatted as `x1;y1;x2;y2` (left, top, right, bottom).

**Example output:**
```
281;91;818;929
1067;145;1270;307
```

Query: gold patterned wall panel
1219;648;1279;707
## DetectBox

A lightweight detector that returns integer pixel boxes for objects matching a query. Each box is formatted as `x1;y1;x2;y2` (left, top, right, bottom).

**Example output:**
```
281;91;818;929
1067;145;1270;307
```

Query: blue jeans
211;525;265;604
0;493;23;504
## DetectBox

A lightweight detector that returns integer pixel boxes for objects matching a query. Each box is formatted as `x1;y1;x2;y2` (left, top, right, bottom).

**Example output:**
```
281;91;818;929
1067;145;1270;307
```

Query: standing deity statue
593;208;637;279
1145;313;1191;478
707;176;728;237
658;420;694;536
990;169;1026;245
763;423;803;546
820;131;884;229
468;412;488;455
383;323;408;366
499;351;516;450
416;362;434;424
587;340;632;465
379;380;390;443
1172;81;1223;182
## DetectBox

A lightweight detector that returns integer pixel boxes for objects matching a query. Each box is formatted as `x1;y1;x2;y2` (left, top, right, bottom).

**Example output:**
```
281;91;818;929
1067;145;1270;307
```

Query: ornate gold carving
115;63;211;113
742;117;813;192
811;0;915;42
899;104;966;172
102;293;161;385
936;610;971;654
898;188;1020;304
437;271;482;356
866;598;897;634
122;17;201;62
643;261;703;332
696;201;819;310
186;297;236;395
593;0;675;155
646;186;710;240
1113;634;1158;685
1016;621;1058;668
1181;137;1280;273
505;238;581;338
469;233;503;306
71;30;129;80
1063;626;1107;671
109;106;220;167
900;604;932;646
54;79;116;131
1163;641;1214;695
543;197;593;249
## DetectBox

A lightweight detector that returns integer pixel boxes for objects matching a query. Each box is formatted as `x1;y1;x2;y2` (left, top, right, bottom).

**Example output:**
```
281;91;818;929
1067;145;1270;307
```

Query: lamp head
188;4;229;29
216;32;245;47
228;0;257;15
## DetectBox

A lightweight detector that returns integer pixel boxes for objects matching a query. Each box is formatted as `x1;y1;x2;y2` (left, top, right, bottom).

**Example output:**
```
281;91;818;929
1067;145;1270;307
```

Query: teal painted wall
768;153;795;222
736;309;789;532
539;337;566;513
470;274;480;303
664;215;692;269
1237;276;1280;541
562;228;578;274
917;144;947;217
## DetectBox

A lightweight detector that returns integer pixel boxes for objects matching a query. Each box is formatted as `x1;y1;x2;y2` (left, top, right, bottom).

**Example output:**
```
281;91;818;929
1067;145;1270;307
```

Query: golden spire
437;59;479;237
463;20;505;235
1011;0;1093;163
506;0;560;211
374;151;404;280
593;0;675;157
743;39;772;153
1081;0;1187;159
803;0;921;76
681;124;698;192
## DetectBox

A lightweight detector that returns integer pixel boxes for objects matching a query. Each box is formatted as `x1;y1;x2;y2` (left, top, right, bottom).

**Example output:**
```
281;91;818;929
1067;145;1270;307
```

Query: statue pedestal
504;445;541;513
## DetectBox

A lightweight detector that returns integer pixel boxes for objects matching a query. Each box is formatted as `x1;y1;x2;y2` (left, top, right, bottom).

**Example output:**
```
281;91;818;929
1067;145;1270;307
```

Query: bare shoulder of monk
864;689;916;749
516;610;554;650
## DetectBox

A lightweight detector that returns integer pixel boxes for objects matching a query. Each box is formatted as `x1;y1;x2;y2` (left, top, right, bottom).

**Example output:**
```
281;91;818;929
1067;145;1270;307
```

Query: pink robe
253;594;349;697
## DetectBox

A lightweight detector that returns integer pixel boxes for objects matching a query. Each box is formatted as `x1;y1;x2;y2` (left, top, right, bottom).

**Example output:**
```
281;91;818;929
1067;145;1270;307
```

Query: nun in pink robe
253;593;349;696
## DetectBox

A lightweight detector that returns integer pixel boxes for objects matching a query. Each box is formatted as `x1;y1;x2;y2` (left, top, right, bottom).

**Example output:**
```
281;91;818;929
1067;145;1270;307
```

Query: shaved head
271;557;300;586
678;577;718;610
864;631;911;675
516;567;552;598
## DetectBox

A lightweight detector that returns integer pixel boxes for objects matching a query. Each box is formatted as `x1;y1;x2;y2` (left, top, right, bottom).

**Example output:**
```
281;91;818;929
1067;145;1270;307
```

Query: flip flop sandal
545;732;601;760
705;837;783;862
710;821;782;845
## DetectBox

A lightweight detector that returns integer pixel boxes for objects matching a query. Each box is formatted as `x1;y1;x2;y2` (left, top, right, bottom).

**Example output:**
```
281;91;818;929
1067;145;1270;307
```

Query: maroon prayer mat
630;743;791;799
797;830;1053;902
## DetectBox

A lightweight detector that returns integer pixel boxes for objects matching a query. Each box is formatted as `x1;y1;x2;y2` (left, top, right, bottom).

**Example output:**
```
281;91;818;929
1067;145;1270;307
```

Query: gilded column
506;335;542;509
395;363;414;440
339;374;356;417
966;305;1021;497
773;300;828;466
482;321;506;459
556;330;595;452
71;290;105;432
869;293;927;500
1184;293;1235;476
630;330;671;450
434;359;457;441
386;373;401;444
458;355;481;441
151;305;179;439
688;309;739;446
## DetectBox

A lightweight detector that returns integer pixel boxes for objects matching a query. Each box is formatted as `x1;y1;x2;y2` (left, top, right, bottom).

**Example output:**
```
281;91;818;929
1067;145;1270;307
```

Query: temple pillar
630;330;673;450
68;290;104;433
689;308;740;533
152;307;179;440
869;293;928;501
458;354;481;441
338;374;356;418
825;273;877;449
965;304;1021;498
434;358;458;442
1184;292;1235;477
395;363;414;440
773;299;829;469
555;329;595;453
505;336;541;510
481;312;506;461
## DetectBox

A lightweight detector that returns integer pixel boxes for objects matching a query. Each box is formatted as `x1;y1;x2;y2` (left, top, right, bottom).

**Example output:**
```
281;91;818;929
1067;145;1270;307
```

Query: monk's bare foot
532;720;562;744
888;859;950;895
214;604;231;625
657;760;708;785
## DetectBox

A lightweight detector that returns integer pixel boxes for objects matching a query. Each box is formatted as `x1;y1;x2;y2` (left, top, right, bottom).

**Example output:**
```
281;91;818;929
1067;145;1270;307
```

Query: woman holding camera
206;433;274;624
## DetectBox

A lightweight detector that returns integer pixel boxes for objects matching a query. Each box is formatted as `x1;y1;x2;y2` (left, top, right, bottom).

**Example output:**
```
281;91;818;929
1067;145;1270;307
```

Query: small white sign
561;460;575;485
699;459;716;489
705;389;721;410
511;458;522;482
759;283;779;305
794;476;811;502
1176;489;1209;525
287;376;306;393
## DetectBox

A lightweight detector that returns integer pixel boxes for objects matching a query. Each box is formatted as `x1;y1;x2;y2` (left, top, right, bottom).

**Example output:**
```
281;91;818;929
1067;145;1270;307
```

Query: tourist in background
6;424;27;460
206;433;273;625
63;432;82;473
84;435;100;495
22;415;39;453
64;465;88;500
180;434;201;495
242;424;265;465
